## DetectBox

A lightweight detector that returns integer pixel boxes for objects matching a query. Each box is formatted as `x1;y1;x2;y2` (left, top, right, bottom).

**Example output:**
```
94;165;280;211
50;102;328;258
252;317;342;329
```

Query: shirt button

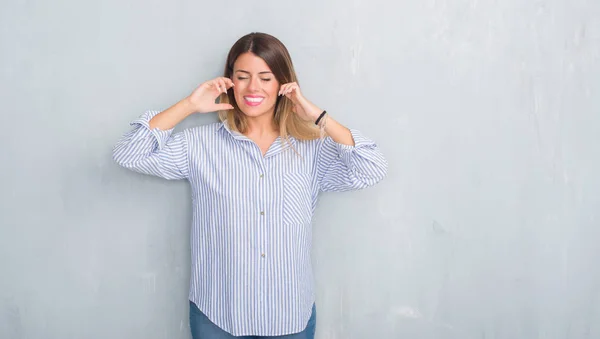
260;211;265;216
261;253;265;258
259;174;264;178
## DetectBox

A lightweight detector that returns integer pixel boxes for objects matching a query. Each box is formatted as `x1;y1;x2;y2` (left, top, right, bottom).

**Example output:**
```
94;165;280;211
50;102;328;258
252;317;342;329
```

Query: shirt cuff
130;110;174;150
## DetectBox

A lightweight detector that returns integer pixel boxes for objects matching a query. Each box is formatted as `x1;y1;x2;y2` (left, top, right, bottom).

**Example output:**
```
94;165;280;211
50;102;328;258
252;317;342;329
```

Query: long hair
218;32;320;142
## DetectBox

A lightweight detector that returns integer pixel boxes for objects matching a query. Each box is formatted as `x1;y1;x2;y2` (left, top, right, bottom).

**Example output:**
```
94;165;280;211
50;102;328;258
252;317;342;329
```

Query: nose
248;76;261;92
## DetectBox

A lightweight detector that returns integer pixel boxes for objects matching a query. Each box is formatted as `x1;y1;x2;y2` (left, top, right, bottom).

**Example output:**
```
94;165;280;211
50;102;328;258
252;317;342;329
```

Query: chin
237;103;276;118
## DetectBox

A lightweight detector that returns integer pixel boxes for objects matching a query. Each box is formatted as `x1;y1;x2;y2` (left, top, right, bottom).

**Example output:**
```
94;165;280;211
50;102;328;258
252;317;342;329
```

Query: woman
113;32;387;339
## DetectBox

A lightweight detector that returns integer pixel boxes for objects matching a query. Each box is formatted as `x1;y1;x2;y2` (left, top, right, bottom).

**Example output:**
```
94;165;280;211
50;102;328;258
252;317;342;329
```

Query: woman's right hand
186;77;235;113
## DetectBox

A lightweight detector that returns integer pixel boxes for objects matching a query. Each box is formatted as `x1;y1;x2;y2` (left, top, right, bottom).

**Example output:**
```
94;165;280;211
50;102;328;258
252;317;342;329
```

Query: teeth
245;97;264;103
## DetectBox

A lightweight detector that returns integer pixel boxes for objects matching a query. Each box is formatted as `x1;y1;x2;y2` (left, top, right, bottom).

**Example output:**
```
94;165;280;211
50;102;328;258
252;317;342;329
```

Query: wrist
304;102;323;122
314;110;327;125
309;111;321;122
181;97;198;116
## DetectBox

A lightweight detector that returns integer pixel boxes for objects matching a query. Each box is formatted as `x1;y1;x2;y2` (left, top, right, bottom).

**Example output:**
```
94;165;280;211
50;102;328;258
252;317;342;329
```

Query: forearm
113;109;190;180
316;123;388;192
149;98;195;130
322;116;355;146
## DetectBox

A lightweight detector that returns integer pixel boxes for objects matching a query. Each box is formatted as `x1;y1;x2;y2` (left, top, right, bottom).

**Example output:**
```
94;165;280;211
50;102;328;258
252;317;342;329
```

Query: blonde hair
217;32;321;143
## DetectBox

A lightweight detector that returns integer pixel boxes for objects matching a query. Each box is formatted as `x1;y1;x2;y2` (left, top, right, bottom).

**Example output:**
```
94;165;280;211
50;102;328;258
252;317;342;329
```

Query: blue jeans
189;301;316;339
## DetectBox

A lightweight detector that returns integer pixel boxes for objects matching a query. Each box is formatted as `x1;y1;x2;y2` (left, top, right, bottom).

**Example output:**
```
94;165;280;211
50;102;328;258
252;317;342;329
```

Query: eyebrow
234;70;273;75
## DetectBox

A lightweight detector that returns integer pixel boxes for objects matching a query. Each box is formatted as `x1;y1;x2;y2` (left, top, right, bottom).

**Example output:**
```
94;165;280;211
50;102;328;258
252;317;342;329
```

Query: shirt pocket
282;171;313;225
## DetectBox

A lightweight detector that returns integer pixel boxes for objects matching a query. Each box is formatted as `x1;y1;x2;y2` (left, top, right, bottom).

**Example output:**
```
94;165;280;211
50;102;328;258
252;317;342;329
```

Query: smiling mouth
243;96;264;106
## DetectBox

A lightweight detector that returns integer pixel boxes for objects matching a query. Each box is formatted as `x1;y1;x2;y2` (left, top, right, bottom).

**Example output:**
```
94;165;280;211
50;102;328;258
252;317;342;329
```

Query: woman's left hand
279;82;322;123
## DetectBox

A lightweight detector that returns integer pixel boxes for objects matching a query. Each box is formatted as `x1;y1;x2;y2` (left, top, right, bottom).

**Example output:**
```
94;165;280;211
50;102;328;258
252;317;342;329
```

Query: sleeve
316;129;388;192
112;110;189;180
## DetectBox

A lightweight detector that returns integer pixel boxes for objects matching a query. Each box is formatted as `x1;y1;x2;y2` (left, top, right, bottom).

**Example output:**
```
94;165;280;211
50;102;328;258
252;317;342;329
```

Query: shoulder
294;137;322;149
182;121;225;139
176;122;228;152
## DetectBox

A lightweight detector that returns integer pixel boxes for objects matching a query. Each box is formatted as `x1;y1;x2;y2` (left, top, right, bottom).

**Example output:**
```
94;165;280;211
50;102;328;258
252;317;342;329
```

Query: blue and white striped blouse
112;109;387;336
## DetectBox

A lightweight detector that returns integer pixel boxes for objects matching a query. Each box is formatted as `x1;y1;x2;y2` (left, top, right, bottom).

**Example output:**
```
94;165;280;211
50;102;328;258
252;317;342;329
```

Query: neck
245;113;278;137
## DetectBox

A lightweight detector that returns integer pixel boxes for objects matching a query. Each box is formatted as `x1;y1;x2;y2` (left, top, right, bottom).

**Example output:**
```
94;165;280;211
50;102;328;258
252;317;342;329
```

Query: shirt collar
217;119;298;152
218;119;249;141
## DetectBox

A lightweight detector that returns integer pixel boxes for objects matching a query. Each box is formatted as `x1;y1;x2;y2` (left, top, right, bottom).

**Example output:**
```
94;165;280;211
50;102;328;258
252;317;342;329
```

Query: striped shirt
112;109;387;336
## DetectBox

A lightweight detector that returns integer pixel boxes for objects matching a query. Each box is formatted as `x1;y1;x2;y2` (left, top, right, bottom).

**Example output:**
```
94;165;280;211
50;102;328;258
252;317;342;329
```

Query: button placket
258;159;265;217
258;159;267;260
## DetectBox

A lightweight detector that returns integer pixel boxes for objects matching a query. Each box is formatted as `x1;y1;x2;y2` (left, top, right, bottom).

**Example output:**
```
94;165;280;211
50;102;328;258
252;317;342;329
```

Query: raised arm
277;81;388;191
112;77;235;180
315;120;387;192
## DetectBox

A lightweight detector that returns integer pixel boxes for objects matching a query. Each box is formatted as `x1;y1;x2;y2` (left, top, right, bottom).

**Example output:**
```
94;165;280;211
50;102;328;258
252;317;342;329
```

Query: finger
285;84;294;95
224;77;234;88
286;86;295;95
215;103;234;111
201;81;214;92
279;83;289;96
219;79;227;94
210;80;220;93
285;85;295;96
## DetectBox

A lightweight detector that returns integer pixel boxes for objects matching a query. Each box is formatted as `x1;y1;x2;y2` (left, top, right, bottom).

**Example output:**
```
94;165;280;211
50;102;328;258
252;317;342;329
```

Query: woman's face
232;52;280;118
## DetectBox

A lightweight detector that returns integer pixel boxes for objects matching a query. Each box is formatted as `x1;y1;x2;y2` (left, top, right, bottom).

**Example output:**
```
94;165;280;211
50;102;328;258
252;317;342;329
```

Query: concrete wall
1;0;599;338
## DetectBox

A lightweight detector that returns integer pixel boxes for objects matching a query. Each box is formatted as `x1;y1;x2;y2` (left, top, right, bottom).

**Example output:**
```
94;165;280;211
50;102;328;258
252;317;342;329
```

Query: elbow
363;152;388;188
363;161;388;188
374;158;388;185
341;150;388;190
349;161;388;190
112;143;135;169
112;144;125;167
